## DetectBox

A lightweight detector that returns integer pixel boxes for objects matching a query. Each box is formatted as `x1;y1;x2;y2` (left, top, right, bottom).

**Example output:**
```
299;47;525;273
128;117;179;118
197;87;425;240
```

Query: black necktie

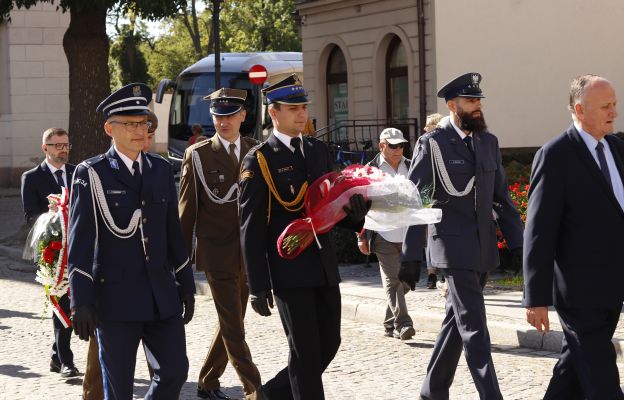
463;135;475;157
290;137;304;159
596;142;613;190
229;143;239;167
54;170;65;188
132;161;142;188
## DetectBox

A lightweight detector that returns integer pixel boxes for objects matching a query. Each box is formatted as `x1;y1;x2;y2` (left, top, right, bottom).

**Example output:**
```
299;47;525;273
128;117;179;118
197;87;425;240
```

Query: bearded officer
67;83;195;399
179;88;263;400
400;73;523;399
239;74;370;399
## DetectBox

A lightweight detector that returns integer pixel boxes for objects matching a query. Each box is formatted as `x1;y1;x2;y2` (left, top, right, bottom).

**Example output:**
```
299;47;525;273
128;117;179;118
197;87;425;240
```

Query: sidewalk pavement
2;187;622;359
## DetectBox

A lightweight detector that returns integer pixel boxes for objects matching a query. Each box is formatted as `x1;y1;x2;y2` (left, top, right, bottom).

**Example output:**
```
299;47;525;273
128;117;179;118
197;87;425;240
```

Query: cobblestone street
0;255;621;400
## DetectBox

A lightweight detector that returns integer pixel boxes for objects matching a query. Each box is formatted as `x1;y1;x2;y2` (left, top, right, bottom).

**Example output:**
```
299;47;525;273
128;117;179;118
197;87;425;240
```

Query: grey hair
568;74;602;116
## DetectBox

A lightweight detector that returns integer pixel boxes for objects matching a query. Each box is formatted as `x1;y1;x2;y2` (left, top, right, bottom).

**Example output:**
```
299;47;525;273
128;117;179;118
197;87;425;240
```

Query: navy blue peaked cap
262;74;310;105
437;72;485;102
96;83;152;119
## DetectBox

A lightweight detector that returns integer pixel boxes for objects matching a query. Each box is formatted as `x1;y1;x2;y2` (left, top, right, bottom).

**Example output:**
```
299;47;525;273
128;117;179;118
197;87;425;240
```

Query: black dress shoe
197;387;232;400
49;359;61;373
60;363;79;378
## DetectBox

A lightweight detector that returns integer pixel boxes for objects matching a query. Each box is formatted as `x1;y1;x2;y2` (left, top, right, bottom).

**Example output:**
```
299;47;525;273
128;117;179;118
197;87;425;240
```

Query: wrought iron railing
314;118;419;167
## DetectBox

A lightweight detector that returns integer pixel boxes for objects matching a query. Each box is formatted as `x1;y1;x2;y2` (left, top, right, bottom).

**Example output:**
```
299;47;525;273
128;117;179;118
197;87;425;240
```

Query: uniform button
100;278;105;283
141;200;146;206
143;237;149;244
114;202;119;207
142;217;147;224
145;255;150;262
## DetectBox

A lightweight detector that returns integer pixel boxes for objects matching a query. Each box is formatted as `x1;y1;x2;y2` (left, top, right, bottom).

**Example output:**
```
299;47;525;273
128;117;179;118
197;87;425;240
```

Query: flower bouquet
277;165;442;259
25;188;71;327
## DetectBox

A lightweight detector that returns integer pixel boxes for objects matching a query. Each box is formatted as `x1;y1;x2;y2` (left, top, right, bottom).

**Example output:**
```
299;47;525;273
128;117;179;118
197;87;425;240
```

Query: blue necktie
463;136;474;157
290;137;304;160
54;170;65;188
132;161;142;188
596;142;613;190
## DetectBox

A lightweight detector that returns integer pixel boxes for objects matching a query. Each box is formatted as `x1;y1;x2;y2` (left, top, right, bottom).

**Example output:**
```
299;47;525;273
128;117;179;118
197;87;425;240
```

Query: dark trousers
544;304;624;400
421;269;502;400
97;315;188;400
51;293;73;365
198;270;262;396
263;285;342;400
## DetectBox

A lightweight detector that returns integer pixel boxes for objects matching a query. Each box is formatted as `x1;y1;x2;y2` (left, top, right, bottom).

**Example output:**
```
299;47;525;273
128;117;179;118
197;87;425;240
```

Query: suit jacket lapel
438;119;474;164
303;136;318;182
106;147;141;193
568;126;623;213
140;152;153;198
40;161;62;190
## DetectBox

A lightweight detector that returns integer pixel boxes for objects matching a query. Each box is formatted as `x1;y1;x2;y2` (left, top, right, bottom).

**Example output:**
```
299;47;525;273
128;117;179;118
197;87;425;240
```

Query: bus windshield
168;72;257;158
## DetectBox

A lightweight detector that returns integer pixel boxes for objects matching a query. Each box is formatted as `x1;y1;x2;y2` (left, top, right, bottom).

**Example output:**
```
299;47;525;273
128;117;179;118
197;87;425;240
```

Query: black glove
398;260;421;291
342;193;372;223
181;293;195;324
509;247;523;274
250;290;274;317
71;305;98;341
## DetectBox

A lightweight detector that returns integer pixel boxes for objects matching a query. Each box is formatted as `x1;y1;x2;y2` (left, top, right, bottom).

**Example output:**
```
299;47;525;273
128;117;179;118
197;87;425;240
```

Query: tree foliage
0;0;185;164
145;0;301;85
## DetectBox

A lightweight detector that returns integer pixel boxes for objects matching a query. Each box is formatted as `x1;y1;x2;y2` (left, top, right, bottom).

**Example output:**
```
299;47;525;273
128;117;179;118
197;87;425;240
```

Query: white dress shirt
273;129;305;157
45;160;68;186
217;133;242;162
574;122;624;211
115;144;142;175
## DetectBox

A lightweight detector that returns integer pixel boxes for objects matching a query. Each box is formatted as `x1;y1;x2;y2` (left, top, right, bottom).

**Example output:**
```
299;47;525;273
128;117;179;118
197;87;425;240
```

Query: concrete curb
341;297;624;362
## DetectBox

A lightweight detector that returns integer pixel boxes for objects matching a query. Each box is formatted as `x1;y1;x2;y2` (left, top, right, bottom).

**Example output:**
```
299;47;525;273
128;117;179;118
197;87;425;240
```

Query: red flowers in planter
497;181;529;249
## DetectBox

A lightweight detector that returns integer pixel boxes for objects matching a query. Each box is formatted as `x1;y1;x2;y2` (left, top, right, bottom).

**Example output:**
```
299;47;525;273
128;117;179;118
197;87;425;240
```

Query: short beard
457;107;488;133
51;154;68;164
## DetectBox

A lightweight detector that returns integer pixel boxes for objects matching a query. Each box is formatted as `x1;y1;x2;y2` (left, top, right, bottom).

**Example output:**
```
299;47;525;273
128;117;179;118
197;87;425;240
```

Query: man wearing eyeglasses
21;127;78;379
357;128;415;341
67;83;195;399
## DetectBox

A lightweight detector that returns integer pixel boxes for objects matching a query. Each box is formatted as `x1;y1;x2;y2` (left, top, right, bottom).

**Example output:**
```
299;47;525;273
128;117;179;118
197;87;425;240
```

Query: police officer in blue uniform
239;74;369;400
400;73;523;399
67;83;196;399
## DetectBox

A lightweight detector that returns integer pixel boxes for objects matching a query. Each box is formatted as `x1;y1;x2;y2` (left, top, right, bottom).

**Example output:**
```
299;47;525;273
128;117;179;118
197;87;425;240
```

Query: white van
155;52;303;169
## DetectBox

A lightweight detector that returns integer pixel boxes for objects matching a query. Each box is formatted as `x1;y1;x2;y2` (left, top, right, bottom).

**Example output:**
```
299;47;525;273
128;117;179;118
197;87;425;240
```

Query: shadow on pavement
0;364;42;378
0;308;39;319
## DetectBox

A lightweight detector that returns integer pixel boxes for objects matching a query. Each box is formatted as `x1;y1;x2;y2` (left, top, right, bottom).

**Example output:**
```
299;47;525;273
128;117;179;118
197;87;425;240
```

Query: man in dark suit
523;74;624;400
21;127;78;378
401;72;524;399
239;74;369;400
67;83;195;399
179;88;263;400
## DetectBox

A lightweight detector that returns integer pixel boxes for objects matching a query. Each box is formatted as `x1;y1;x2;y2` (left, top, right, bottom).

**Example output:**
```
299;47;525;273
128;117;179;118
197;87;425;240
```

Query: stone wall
0;3;69;187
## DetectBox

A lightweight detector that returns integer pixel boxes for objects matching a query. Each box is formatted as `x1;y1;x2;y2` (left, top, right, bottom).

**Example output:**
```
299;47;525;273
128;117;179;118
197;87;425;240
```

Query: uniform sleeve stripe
175;258;190;274
69;268;93;282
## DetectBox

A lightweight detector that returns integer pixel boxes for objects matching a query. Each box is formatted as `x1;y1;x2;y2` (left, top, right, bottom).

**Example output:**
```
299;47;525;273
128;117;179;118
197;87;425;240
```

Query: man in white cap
357;127;415;340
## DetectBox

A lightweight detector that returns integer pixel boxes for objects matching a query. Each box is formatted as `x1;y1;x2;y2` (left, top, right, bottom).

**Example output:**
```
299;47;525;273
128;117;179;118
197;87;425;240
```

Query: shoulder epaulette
79;154;106;169
145;152;170;164
189;139;211;152
248;140;268;155
242;136;261;147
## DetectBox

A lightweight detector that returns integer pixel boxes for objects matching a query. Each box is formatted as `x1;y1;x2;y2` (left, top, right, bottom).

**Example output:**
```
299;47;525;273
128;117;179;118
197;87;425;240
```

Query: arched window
386;36;408;120
326;46;348;142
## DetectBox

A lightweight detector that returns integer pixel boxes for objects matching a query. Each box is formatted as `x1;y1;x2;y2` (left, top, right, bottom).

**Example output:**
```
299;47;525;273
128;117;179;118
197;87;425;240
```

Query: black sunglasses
387;142;404;150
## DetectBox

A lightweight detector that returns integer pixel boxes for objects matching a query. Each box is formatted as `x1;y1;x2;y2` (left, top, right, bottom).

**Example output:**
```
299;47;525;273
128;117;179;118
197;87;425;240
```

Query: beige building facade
0;3;70;187
296;0;624;149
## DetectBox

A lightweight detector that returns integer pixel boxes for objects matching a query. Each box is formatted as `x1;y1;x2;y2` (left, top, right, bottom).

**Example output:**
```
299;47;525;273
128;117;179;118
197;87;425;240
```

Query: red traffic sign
248;64;268;85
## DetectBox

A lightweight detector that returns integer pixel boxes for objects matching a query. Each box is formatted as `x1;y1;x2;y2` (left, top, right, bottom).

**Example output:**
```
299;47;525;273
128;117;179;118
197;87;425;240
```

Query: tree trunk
63;6;111;164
